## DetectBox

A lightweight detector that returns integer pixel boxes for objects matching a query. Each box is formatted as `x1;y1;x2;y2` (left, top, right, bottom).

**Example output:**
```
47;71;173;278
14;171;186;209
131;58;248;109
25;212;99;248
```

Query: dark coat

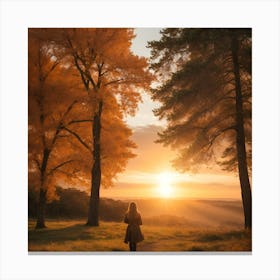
124;212;144;244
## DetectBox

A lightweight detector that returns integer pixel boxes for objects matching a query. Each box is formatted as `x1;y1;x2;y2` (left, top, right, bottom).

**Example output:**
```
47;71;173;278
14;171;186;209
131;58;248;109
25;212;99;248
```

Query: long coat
124;212;144;244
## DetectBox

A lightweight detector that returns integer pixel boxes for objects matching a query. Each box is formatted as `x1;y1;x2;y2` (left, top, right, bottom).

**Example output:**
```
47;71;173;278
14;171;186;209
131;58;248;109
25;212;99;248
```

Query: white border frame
1;0;279;279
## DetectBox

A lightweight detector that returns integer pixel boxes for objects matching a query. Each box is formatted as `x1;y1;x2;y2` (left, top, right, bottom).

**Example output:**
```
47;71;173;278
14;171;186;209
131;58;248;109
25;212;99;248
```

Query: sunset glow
27;27;252;254
157;172;175;197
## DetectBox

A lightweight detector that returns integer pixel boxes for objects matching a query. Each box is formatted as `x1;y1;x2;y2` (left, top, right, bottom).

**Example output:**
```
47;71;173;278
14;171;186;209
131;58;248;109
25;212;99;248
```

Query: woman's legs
129;242;137;251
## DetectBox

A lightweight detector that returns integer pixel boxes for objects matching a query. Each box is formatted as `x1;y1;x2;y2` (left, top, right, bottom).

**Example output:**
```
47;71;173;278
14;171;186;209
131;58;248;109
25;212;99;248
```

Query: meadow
28;198;251;252
28;219;251;252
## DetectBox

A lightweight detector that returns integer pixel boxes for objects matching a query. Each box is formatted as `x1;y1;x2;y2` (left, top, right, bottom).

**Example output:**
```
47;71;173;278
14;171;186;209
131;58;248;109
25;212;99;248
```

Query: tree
40;28;152;226
28;30;82;228
29;28;149;228
149;28;252;228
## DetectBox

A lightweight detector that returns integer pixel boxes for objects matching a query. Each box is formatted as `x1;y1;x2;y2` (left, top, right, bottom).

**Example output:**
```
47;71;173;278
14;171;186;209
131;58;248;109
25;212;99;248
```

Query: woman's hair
126;202;139;219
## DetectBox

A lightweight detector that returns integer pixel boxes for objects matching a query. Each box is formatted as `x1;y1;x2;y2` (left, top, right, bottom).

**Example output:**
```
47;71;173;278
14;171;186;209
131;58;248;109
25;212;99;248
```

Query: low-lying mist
124;198;243;229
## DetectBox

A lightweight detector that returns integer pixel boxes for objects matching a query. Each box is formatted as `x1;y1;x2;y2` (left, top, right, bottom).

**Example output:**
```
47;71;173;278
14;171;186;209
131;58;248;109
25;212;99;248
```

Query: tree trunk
86;100;103;226
231;32;252;229
35;148;50;229
35;188;47;228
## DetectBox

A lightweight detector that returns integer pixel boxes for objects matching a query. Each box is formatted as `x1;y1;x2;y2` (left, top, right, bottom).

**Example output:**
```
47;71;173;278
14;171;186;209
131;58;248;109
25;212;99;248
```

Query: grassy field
28;219;251;252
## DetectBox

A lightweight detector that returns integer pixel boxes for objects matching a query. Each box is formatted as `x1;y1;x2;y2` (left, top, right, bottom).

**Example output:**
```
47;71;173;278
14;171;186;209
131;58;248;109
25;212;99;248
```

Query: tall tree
42;28;152;226
28;30;82;228
29;28;147;228
149;28;252;228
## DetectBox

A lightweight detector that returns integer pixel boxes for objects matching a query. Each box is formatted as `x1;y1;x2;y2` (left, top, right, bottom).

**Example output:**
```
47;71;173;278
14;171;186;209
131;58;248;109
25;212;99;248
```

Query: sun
157;172;174;198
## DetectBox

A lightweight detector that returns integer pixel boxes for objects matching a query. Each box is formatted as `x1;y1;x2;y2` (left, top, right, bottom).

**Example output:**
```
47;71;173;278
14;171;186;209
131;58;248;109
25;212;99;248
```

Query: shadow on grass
189;246;205;251
196;230;249;243
111;248;126;251
28;223;94;244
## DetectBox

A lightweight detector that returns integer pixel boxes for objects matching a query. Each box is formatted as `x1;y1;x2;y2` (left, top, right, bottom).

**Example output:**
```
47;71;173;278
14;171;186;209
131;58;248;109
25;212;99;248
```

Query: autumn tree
41;28;152;226
29;28;146;228
149;28;252;228
59;87;138;190
28;29;83;228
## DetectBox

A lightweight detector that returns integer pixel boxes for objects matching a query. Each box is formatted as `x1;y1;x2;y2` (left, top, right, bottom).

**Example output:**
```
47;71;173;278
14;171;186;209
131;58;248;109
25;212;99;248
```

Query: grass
28;219;251;252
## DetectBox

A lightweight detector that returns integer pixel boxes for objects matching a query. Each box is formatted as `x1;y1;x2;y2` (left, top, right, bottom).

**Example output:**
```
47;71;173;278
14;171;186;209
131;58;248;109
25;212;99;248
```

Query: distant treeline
29;187;244;228
29;187;128;222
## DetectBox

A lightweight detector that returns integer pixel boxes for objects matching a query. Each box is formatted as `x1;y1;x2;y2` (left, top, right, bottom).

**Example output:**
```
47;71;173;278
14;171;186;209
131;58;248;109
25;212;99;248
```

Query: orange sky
102;124;241;200
101;28;242;200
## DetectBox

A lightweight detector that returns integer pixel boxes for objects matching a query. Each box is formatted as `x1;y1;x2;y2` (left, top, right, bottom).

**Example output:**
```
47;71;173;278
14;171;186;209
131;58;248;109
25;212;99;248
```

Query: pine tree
149;28;252;228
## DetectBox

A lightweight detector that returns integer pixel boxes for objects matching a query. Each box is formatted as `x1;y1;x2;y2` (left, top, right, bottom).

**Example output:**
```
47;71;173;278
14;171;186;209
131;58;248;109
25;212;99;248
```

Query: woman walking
124;202;144;251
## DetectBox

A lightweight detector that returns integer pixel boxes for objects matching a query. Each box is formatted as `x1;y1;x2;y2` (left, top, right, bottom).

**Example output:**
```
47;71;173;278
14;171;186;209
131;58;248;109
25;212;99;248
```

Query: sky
125;28;163;128
102;28;241;200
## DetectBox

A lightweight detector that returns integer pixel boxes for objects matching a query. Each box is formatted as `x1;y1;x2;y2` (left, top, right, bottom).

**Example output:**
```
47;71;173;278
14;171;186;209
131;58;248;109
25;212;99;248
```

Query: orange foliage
28;28;153;202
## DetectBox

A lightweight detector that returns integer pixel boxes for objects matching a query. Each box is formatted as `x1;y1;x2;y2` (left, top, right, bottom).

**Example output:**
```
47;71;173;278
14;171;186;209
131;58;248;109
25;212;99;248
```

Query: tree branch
57;134;69;139
61;100;78;120
97;61;104;88
84;69;97;91
104;78;124;86
50;100;78;149
73;53;90;90
179;95;235;126
34;159;41;171
47;159;75;176
72;46;97;91
43;59;60;81
67;119;93;125
206;125;237;151
66;35;93;91
62;126;92;153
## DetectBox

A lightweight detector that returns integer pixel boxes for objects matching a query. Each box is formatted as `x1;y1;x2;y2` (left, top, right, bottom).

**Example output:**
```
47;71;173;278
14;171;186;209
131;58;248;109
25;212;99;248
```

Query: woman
124;202;144;251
